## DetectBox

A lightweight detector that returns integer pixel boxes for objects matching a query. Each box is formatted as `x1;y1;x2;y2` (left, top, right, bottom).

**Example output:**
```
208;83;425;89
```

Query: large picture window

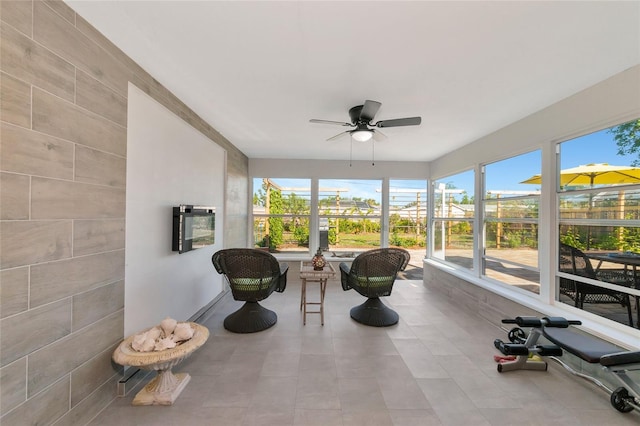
318;179;382;254
557;119;640;327
432;170;475;270
483;151;541;293
252;178;311;253
251;178;426;264
389;179;427;250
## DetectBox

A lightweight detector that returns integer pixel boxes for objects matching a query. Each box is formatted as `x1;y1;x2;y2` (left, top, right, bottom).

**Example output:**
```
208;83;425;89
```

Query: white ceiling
65;1;640;162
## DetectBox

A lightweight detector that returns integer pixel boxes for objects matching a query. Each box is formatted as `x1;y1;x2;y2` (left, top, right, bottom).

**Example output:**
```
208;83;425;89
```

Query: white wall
125;84;225;336
430;65;640;179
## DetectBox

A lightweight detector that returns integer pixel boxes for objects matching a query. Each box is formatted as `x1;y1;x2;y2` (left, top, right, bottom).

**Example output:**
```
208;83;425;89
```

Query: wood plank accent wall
0;1;249;423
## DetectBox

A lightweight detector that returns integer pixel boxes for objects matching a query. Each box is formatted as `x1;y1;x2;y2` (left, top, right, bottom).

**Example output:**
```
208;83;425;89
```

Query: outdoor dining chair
559;243;633;326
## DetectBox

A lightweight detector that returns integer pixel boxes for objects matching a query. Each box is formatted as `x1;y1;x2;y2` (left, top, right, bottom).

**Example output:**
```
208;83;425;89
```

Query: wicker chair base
223;301;277;333
349;298;399;327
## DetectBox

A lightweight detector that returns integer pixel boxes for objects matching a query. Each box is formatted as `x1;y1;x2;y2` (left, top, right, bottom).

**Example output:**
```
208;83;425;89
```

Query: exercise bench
493;316;640;413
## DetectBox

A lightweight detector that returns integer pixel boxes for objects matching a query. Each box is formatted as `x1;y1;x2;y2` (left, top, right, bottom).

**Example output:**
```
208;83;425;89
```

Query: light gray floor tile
293;408;344;426
338;377;387;412
261;351;301;377
200;374;257;408
388;409;442;426
241;407;295;426
90;277;640;426
249;376;298;409
342;409;394;426
377;376;432;409
295;375;341;410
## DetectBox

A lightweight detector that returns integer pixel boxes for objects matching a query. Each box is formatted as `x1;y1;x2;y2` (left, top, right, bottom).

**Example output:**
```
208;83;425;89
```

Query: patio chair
558;243;633;326
340;248;410;326
212;248;288;333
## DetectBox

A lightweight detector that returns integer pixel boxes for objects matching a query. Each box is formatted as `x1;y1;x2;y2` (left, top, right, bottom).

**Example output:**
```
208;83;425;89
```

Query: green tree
319;196;337;207
610;119;640;165
293;221;309;246
253;189;265;206
460;192;474;204
389;213;401;232
268;189;284;248
283;193;309;215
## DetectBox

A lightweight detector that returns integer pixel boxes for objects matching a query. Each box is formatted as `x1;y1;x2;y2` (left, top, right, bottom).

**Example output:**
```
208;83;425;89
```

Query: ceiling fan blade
375;117;422;128
326;131;350;141
372;129;387;141
359;100;382;122
310;119;353;127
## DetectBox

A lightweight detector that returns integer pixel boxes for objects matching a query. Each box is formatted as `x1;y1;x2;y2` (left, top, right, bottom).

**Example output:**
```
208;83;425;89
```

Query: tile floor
90;269;640;425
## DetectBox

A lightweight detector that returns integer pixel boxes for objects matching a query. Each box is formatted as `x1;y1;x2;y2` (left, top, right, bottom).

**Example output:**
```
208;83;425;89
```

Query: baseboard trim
189;289;229;322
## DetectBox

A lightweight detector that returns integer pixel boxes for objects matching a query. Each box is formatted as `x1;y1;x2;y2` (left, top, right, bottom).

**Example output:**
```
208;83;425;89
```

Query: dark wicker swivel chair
212;248;288;333
559;243;633;326
340;248;410;326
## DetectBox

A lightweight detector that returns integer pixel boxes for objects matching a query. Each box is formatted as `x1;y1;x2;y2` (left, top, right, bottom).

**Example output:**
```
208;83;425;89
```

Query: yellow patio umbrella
520;163;640;187
521;163;640;250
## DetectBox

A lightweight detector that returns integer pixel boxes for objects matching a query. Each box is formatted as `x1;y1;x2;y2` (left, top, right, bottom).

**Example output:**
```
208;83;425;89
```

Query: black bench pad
600;351;640;367
543;327;625;364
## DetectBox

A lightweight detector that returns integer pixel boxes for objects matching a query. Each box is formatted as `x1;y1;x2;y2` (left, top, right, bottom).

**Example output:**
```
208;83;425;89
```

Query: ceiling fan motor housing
349;105;366;124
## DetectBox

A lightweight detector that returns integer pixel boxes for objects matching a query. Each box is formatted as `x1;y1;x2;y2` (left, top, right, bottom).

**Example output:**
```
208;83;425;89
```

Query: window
318;179;381;253
483;151;541;293
432;170;475;270
252;178;311;253
557;119;640;327
389;180;427;250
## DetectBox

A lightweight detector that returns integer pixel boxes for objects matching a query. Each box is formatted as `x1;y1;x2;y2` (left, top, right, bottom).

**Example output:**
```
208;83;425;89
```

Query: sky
255;126;636;202
441;127;634;196
253;178;427;202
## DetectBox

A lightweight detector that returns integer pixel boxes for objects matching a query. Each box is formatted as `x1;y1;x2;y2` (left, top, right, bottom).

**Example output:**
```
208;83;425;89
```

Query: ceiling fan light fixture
352;129;373;142
309;100;421;146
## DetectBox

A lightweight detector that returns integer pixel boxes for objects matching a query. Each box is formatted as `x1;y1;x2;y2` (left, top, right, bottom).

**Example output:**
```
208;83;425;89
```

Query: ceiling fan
309;100;421;142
